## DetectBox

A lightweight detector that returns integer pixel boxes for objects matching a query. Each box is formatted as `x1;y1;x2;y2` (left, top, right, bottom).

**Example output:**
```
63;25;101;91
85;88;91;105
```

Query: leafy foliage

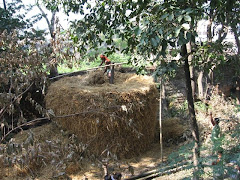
67;1;202;58
0;0;27;33
0;30;49;141
0;0;47;40
1;0;239;178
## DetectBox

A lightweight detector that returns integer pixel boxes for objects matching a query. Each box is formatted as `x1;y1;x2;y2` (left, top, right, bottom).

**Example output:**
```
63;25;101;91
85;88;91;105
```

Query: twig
0;117;49;143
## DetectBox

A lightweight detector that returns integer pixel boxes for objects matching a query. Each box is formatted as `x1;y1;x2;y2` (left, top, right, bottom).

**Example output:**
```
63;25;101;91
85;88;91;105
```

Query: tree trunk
197;71;204;99
186;42;196;100
182;44;200;179
205;12;215;95
159;78;163;163
217;25;228;43
207;17;213;43
161;82;167;113
231;25;240;55
37;4;58;77
3;0;6;10
49;64;58;77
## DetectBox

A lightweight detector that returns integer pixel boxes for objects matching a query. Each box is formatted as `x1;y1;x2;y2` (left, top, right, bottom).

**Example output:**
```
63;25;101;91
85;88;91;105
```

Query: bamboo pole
49;62;128;80
109;63;115;84
159;77;163;162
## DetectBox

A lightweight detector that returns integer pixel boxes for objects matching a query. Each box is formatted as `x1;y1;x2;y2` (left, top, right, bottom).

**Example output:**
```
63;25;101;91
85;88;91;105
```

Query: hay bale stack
45;71;158;158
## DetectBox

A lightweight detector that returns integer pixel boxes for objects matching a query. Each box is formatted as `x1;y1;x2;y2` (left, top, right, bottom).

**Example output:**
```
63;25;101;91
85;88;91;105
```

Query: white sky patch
1;0;85;31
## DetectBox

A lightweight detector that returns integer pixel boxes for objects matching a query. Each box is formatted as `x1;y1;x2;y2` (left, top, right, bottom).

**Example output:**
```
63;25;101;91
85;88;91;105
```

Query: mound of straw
45;70;158;158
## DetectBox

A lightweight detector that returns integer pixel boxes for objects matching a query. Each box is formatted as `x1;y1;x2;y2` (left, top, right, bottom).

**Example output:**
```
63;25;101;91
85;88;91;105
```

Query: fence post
109;63;115;84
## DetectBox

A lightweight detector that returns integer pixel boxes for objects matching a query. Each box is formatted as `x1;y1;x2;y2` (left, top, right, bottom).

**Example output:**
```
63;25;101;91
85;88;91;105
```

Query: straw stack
45;71;158;158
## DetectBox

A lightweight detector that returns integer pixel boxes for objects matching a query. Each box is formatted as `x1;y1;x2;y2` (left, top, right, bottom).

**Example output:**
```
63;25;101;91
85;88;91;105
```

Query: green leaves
72;36;79;43
160;13;168;20
177;15;183;23
151;37;158;47
59;0;204;74
168;13;174;21
178;35;188;46
175;27;182;37
151;35;160;47
184;15;191;22
0;1;28;34
134;27;141;36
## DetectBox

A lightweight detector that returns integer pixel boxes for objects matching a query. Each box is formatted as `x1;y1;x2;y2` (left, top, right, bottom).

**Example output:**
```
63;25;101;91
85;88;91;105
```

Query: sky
0;0;80;31
24;0;79;31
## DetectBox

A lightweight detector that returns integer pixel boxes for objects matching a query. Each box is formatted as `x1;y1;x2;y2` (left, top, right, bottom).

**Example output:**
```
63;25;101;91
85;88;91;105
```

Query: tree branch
36;4;52;36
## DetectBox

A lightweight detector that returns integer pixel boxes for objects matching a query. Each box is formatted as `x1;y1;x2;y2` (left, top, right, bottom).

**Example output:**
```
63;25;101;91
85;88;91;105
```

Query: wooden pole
50;62;128;80
109;63;115;84
159;77;163;162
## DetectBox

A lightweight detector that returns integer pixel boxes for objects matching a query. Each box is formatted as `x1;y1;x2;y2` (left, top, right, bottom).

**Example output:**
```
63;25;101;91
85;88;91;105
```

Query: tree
36;0;59;77
0;0;27;33
0;30;49;142
35;0;78;77
194;0;240;100
0;0;47;40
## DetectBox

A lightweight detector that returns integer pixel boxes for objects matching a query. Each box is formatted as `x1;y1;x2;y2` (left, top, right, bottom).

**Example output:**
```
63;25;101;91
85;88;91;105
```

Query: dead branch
0;117;50;143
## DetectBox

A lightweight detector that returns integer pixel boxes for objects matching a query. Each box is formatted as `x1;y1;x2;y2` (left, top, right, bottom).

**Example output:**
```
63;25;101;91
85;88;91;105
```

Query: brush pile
45;70;158;158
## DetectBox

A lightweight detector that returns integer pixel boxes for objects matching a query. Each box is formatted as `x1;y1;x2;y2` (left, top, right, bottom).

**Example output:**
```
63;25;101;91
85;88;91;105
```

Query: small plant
194;101;208;113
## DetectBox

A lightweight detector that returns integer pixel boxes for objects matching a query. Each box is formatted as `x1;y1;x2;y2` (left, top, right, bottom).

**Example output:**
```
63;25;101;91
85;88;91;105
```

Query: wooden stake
159;77;163;162
109;63;115;84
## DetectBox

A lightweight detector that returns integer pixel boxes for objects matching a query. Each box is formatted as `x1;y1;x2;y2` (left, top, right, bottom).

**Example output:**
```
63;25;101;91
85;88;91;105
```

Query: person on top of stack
99;54;111;78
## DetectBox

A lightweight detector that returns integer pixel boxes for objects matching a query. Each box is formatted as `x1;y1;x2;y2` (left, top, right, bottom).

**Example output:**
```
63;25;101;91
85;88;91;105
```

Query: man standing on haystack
99;54;111;78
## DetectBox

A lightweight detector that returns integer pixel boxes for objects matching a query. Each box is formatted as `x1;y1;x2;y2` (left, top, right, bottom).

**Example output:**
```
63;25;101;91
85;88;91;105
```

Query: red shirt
100;55;111;66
